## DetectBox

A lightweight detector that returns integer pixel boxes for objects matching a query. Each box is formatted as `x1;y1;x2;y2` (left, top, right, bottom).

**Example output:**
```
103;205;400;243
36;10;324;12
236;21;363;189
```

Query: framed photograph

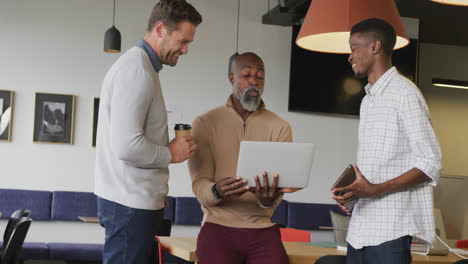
33;92;75;144
0;90;14;141
92;97;100;147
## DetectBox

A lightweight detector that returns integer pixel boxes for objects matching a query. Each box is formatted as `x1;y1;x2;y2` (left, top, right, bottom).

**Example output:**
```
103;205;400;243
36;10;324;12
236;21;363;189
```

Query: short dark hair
228;52;239;75
350;18;396;55
147;0;202;33
230;52;264;74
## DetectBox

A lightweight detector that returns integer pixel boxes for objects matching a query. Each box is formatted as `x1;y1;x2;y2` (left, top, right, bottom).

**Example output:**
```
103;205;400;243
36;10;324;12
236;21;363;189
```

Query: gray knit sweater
95;47;172;210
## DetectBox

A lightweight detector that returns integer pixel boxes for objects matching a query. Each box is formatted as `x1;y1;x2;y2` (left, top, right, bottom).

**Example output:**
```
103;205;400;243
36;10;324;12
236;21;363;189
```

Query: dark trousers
97;197;164;264
346;236;413;264
196;222;289;264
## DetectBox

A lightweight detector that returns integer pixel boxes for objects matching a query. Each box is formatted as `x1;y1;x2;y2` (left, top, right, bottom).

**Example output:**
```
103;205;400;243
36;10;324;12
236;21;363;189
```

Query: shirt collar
364;67;397;96
136;40;163;73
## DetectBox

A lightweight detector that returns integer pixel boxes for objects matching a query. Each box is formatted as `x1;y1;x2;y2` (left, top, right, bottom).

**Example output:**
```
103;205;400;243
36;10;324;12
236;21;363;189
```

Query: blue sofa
172;196;344;230
0;188;184;263
0;188;343;263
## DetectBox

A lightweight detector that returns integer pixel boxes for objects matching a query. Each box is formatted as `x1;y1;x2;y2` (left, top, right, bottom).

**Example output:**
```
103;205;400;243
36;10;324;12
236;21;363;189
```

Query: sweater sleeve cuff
159;147;173;167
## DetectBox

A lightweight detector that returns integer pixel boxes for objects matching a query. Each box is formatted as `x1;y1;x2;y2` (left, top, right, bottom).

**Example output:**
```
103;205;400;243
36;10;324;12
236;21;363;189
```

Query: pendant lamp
296;0;409;54
104;0;121;53
429;0;468;6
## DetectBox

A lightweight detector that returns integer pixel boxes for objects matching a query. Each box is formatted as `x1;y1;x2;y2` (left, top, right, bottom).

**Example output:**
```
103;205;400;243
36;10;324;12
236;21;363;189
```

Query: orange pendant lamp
429;0;468;6
296;0;409;54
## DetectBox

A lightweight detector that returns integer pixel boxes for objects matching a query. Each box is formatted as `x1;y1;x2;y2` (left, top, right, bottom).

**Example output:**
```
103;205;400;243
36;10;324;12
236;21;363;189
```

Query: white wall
419;43;468;177
0;0;357;243
418;43;468;240
0;0;359;205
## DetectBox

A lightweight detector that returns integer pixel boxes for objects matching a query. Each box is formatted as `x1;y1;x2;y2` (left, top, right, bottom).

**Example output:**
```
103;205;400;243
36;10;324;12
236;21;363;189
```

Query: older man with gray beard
188;52;299;264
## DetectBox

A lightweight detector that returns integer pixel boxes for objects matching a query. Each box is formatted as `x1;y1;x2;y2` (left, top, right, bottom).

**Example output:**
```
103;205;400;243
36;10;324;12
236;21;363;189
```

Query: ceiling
262;0;468;47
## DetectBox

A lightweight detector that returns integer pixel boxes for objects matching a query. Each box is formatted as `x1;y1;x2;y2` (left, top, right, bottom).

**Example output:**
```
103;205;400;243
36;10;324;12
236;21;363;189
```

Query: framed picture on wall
33;92;75;144
0;90;14;141
92;97;100;147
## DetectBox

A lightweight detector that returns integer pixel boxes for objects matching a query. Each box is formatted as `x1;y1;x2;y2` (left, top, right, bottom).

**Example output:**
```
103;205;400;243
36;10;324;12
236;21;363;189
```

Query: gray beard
235;85;262;112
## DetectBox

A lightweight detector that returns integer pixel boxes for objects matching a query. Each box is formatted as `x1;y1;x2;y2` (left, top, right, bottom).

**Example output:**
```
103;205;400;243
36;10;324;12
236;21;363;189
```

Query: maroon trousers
196;222;289;264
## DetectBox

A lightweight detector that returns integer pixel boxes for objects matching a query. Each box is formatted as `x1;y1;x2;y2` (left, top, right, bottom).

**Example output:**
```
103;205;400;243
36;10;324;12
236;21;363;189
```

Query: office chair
3;210;31;245
455;240;468;248
157;218;172;237
452;260;468;264
279;228;311;242
154;219;173;264
314;255;346;264
0;216;32;264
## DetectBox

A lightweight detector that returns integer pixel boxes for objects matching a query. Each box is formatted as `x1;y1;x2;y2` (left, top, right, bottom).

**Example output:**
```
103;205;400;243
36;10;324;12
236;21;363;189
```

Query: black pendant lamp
104;0;121;53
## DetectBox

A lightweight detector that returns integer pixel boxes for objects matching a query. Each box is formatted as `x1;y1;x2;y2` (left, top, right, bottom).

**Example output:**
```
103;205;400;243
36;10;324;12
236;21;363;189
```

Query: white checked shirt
347;67;442;249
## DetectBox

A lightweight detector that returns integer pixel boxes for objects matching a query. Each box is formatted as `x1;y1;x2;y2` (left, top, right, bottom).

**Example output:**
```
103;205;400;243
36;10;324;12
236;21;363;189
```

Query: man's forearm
374;168;431;197
192;178;221;207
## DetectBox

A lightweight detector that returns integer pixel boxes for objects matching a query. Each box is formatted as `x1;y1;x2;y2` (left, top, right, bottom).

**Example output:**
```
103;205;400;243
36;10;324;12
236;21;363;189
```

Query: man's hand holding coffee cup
169;136;197;163
169;124;197;163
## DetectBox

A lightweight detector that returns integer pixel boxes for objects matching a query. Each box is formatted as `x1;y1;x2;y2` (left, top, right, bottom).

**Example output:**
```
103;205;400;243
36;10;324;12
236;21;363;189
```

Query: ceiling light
104;0;121;53
296;0;409;54
432;78;468;90
428;0;468;6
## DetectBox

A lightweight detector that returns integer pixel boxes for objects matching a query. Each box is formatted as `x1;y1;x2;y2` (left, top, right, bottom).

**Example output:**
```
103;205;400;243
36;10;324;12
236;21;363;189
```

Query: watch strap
212;183;223;199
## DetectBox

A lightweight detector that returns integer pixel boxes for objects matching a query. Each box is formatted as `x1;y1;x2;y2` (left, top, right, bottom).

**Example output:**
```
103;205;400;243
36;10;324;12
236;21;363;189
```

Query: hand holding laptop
213;177;250;199
249;171;302;207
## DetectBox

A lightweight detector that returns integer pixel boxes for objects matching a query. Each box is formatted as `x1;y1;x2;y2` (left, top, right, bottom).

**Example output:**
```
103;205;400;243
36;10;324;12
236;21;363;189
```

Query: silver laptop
236;141;315;188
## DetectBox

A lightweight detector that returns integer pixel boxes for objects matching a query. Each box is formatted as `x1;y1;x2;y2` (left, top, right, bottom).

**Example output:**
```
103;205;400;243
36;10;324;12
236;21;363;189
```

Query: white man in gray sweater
94;1;201;263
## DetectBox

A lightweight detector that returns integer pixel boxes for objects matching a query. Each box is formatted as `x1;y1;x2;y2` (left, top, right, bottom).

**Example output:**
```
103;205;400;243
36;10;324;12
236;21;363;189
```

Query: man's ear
153;21;167;38
228;73;234;85
372;40;382;55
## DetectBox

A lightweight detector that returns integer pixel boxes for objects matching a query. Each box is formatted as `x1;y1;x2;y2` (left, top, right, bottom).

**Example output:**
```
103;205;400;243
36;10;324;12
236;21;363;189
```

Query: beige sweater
188;96;292;228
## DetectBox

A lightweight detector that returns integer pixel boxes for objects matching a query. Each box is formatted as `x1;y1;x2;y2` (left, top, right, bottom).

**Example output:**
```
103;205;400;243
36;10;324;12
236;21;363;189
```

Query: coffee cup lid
174;124;191;130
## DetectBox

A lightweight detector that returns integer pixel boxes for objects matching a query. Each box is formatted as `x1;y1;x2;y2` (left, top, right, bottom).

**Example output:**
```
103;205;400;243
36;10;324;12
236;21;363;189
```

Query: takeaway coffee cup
174;124;191;138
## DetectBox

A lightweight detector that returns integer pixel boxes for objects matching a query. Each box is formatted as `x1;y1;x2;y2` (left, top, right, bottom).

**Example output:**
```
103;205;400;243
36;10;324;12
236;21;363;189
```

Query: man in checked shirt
332;18;442;264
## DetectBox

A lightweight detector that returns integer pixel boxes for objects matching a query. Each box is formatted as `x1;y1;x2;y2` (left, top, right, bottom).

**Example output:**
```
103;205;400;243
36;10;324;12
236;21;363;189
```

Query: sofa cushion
0;242;49;260
287;202;343;230
48;243;103;261
164;196;175;222
174;197;203;226
0;189;51;220
271;200;288;227
21;242;49;260
51;191;97;221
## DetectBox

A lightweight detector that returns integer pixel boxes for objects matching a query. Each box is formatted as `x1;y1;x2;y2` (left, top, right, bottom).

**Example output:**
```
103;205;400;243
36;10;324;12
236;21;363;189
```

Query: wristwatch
211;184;223;199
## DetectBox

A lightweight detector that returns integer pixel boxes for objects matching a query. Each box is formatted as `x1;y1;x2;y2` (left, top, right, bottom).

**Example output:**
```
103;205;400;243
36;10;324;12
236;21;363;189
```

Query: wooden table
159;237;466;264
77;216;99;223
